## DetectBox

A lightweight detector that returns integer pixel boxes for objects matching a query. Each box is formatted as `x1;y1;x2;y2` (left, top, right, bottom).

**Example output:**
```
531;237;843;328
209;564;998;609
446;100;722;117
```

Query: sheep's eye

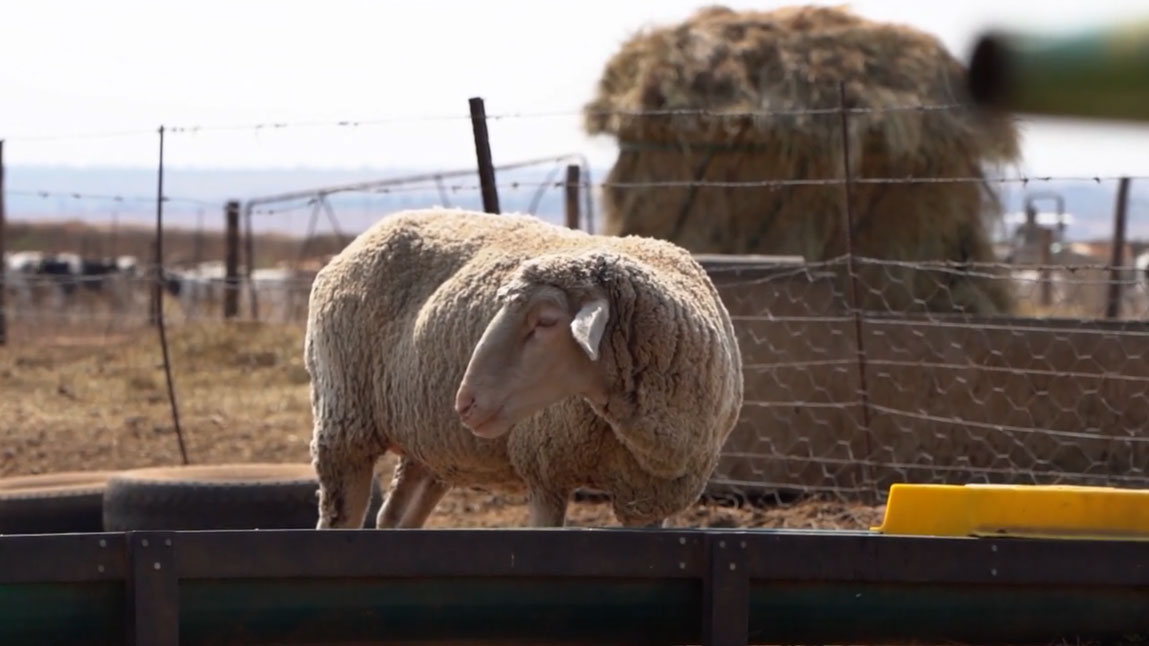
536;315;558;328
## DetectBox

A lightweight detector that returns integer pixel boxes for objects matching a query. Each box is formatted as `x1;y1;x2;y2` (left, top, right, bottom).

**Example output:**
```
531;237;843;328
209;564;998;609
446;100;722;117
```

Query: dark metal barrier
1;528;1147;645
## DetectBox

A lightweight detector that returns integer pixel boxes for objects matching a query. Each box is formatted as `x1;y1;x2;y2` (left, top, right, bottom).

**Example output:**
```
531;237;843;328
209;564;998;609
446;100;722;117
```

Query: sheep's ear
570;297;609;361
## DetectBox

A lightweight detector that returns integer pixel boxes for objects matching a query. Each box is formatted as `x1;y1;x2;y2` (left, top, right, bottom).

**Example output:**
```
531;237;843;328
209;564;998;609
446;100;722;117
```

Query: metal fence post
469;97;500;214
836;81;876;499
224;200;240;319
1105;177;1131;319
564;164;581;230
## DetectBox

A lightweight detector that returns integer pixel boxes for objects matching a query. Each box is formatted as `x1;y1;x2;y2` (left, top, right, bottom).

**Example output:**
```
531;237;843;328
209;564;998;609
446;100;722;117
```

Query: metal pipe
969;22;1149;123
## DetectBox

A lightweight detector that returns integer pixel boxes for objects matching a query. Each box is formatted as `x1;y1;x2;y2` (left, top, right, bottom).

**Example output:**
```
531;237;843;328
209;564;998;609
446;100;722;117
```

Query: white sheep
304;207;744;529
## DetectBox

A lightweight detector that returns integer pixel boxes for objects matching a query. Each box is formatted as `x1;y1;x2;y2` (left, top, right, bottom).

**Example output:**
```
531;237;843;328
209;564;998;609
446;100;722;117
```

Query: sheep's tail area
303;273;384;528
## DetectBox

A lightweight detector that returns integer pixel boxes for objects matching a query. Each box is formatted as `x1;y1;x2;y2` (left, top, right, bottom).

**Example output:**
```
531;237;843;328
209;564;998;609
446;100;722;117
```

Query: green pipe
969;22;1149;123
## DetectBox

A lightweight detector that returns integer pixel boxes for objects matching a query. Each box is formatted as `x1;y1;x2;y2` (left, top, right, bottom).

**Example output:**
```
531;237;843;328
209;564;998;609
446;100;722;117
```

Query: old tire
0;470;117;534
102;463;384;531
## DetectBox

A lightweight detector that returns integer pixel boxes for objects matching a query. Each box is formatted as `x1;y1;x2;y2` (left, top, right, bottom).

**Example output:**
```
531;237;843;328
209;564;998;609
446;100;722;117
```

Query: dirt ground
0;319;883;531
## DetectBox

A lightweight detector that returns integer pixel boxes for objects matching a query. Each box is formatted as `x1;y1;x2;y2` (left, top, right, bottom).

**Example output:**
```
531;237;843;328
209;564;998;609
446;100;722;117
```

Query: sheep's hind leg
375;456;450;529
312;438;378;530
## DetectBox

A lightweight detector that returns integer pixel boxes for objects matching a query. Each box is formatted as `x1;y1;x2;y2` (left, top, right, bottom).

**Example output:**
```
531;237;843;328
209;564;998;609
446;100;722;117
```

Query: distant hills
6;164;1149;244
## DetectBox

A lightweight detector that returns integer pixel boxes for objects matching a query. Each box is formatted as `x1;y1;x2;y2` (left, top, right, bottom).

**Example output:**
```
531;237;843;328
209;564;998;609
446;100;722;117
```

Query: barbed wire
852;257;1149;273
2;101;987;142
333;175;1147;196
162;102;979;134
2;128;159;143
250;203;316;216
7;189;217;207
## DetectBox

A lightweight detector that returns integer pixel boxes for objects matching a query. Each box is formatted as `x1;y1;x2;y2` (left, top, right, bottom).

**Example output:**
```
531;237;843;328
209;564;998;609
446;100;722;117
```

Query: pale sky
3;0;1149;179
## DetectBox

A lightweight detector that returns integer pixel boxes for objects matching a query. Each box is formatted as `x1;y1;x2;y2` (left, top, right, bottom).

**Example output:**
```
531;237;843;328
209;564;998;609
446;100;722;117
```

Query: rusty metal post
564;164;581;229
469;97;500;214
224;200;240;319
1105;177;1131;319
836;81;876;500
0;139;6;346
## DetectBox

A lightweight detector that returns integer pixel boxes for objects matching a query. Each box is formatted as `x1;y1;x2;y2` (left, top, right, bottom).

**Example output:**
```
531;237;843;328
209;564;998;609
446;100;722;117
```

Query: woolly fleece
304;208;744;527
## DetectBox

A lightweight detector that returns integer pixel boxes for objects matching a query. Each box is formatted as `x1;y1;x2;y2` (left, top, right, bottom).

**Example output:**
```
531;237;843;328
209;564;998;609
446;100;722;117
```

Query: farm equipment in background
1001;191;1071;264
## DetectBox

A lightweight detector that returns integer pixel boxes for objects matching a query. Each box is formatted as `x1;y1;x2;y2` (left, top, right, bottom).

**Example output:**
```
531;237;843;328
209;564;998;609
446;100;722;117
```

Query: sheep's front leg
375;456;450;529
526;488;569;527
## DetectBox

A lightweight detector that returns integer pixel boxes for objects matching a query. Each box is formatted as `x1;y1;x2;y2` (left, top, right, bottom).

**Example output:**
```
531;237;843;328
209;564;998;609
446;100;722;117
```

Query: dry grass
0;321;314;476
0;320;882;530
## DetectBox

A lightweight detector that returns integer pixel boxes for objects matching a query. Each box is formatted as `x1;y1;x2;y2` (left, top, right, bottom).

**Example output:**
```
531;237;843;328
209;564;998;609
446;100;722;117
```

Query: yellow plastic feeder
872;483;1149;541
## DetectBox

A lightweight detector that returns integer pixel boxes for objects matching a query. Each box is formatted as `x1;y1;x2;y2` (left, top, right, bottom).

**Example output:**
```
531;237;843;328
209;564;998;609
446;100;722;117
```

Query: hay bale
583;4;1022;315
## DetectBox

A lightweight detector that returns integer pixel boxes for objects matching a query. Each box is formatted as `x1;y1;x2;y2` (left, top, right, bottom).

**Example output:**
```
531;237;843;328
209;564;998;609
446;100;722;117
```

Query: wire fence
2;93;1148;529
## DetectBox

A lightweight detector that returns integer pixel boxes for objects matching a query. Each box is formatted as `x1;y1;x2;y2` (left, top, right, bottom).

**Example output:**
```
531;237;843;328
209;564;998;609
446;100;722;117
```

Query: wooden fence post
224;200;240;319
469;97;500;214
564;164;581;230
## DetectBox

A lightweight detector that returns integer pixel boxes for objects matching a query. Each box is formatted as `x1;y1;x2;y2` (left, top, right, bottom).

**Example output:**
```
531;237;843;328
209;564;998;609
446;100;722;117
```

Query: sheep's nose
455;390;476;418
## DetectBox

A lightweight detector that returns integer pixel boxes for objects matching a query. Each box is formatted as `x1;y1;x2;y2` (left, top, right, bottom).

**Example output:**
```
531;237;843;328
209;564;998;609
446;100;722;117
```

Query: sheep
4;251;42;308
304;207;744;529
162;261;228;320
250;265;305;321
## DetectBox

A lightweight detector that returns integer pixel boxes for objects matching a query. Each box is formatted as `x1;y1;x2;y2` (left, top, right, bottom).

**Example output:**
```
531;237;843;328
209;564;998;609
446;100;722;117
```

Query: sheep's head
454;270;612;439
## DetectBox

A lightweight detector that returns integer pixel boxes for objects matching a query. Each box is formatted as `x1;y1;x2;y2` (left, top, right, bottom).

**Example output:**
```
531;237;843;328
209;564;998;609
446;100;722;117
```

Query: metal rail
0;528;1146;645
